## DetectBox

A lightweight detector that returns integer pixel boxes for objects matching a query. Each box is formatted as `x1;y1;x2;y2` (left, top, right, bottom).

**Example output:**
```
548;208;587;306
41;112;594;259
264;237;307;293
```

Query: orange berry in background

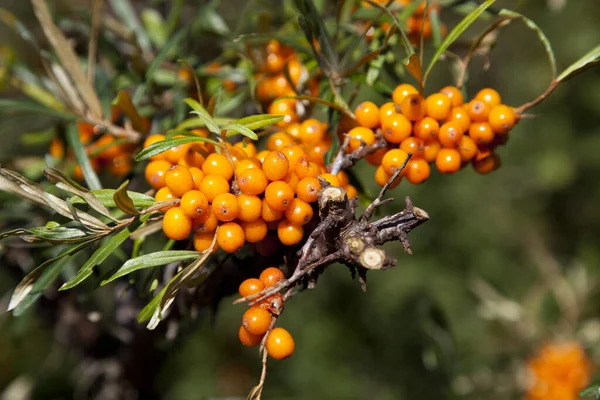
91;134;122;159
392;83;419;105
165;165;195;197
295;156;320;179
337;170;349;187
457;135;478;162
188;167;205;190
287;57;306;87
354;101;380;129
345;184;358;199
267;132;294;151
193;208;218;233
237;194;263;222
237;168;268;195
265;181;295;211
400;137;425;159
286;122;302;139
381;113;412;144
423;140;441;163
414;116;440;141
426;93;452;121
405;158;431;185
281;144;306;169
347;126;376;152
239;325;263;347
239;278;265;297
199;174;230;202
379;102;399;121
277;219;304;246
473;151;501;174
163;207;192;241
226;146;248;164
469;122;495;145
266;327;295;360
268;99;298;127
299;118;326;143
265;52;285;73
211;192;239;222
202;153;233;181
475;88;501;108
261;198;285;222
256;150;270;164
180;148;205;168
262;151;290;181
235;158;262;176
145;159;173;190
465;100;490;122
243;307;272;335
234;141;257;158
305;139;331;165
488;104;516;134
382;149;410;175
260;267;285;288
296;177;321;203
155;187;177;213
49;137;65;159
365;147;388;166
447;106;471;134
180;190;209;219
400;94;427;121
193;231;217;252
108;153;133;177
143;134;167;161
435;148;461;174
438;121;464;148
439;86;464;107
285;198;314;226
241;219;268;243
319;173;341;187
164;142;190;165
375;165;399;188
217;222;245;253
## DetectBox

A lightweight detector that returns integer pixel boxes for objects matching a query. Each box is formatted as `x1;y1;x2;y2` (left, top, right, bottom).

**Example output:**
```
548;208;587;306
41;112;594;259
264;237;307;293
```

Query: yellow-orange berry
180;190;209;219
239;278;265;297
439;86;464;107
473;151;501;174
267;132;294;151
447;106;471;134
235;141;257;157
405;158;430;185
382;149;410;175
400;137;425;159
199;174;230;202
217;222;245;253
211;193;240;222
155;187;177;213
163;207;192;240
193;231;217;252
277;219;304;246
299;119;326;143
268;99;298;127
296;177;321;203
400;94;427;121
469;122;495;145
294;156;320;179
413;117;439;141
261;198;285;222
145;160;172;189
465;100;490;122
347;126;376;152
284;198;314;226
375;165;399;187
265;181;295;211
305;139;331;165
234;158;262;176
193;208;218;233
239;325;263;347
241;219;268;243
143;134;167;161
392;83;419;105
237;194;262;222
266;327;295;360
164;142;190;165
435;148;461;174
282;171;300;192
488;105;516;134
243;307;272;335
262;151;290;181
259;267;285;288
280;144;306;169
379;102;399;121
202;153;233;181
475;88;501;108
423;140;441;163
438;121;464;148
457;135;478;162
354;101;380;129
188;167;205;190
381;113;412;144
365;147;388;166
337;171;349;187
345;184;358;199
165;165;195;197
426;93;452;121
319;173;341;187
237;168;268;195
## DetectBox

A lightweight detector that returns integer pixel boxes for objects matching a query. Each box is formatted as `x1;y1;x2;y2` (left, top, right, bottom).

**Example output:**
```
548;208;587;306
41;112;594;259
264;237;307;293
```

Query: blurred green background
1;1;600;399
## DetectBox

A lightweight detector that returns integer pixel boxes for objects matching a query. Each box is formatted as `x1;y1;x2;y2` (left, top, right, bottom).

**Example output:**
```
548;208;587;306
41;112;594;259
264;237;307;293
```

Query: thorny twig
329;131;388;176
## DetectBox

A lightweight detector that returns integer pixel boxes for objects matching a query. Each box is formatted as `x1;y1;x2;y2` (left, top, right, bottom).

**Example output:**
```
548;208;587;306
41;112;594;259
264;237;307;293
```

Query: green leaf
498;9;556;79
108;0;152;56
101;250;200;285
183;98;221;135
134;135;218;161
141;8;168;47
580;381;600;398
294;0;338;72
223;123;259;140
229;114;284;131
24;226;91;243
113;180;140;215
423;0;496;85
557;44;600;83
70;189;156;208
196;5;230;36
145;27;187;84
0;99;75;120
137;284;169;323
175;116;232;131
66;124;102;191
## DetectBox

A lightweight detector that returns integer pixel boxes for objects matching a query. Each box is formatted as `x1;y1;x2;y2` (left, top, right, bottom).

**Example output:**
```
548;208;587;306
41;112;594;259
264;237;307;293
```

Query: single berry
295;156;320;179
466;100;490;122
202;153;234;181
413;117;440;141
266;327;295;360
163;207;192;240
475;88;501;108
193;231;217;252
381;113;412;143
180;190;209;219
457;135;479;162
241;219;268;243
239;325;263;347
239;278;265;297
354;101;381;129
426;93;452;121
165;165;195;197
469;122;495;145
447;106;471;134
392;83;419;105
439;86;464;107
488;104;516;134
237;194;263;222
405;158;431;184
382;149;410;175
260;267;285;288
237;168;269;195
296;177;321;203
155;187;177;213
261;198;285;222
199;175;230;203
347;126;376;152
277;219;304;246
284;198;314;226
435;148;461;174
267;132;294;151
242;307;272;335
262;151;290;181
400;137;425;159
423;140;441;163
265;181;295;211
400;94;427;121
217;222;245;253
145;160;172;190
438;121;464;147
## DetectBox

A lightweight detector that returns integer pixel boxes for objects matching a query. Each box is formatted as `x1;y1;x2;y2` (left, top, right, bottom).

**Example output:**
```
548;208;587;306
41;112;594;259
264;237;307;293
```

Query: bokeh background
1;0;600;399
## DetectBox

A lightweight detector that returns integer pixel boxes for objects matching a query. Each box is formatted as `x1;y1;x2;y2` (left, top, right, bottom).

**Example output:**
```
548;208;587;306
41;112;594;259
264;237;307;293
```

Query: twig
87;0;104;85
514;80;560;115
329;134;388;176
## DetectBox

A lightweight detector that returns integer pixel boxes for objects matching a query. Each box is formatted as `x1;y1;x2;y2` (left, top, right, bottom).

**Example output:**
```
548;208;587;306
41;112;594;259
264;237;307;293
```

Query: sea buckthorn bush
0;1;600;399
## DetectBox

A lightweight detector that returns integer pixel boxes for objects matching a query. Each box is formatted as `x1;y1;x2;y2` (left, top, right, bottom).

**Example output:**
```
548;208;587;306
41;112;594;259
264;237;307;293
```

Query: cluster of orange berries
525;341;592;400
237;267;295;360
346;84;518;187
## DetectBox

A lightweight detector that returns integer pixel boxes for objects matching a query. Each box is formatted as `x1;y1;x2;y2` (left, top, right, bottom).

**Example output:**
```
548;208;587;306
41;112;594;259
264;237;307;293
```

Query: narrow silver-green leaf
223;123;258;140
233;114;285;131
135;135;218;161
70;189;156;208
183;98;221;135
66;124;102;190
557;44;600;83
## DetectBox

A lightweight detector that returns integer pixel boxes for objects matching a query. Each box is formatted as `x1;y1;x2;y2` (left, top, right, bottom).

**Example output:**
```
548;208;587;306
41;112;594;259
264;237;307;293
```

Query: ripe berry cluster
238;267;295;360
347;84;517;187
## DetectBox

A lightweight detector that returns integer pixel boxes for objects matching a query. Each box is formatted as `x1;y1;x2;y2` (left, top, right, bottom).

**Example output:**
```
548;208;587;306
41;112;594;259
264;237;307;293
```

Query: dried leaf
113;180;140;215
113;90;149;133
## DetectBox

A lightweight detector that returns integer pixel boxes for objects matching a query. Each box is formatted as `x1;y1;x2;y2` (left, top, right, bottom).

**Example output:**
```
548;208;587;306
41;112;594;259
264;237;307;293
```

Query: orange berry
475;88;501;108
337;171;349;187
266;327;295;360
267;132;294;151
237;194;263;222
226;146;247;164
468;122;495;145
400;137;425;159
435;148;461;174
375;165;401;188
268;99;298;127
286;123;302;139
405;158;430;185
211;193;239;222
282;171;300;192
280;144;306;169
259;267;285;288
423;140;441;163
239;278;265;297
347;126;376;152
392;83;419;105
294;156;320;179
345;184;358;199
299;119;326;143
199;174;230;202
239;325;263;347
354;101;380;128
447;106;471;134
439;86;464;107
108;153;133;177
426;93;452;120
488;105;516;134
145;160;172;189
261;198;284;222
287;57;306;86
155;187;177;213
457;135;478;162
438;121;464;147
235;158;262;176
296;177;321;203
163;207;192;240
241;219;268;243
305;139;331;165
193;208;218;233
49;137;65;159
193;231;217;252
143;134;167;161
413;117;440;140
201;153;233;181
256;150;270;163
180;190;209;219
382;149;410;175
234;141;257;157
473;151;501;174
217;222;245;253
164;142;190;164
400;94;427;121
179;148;205;168
277;219;304;246
319;173;341;187
165;165;195;197
379;102;399;121
265;52;285;73
381;113;412;144
284;198;314;226
262;151;290;181
237;168;268;195
243;307;272;335
265;181;295;211
365;147;388;166
188;167;205;190
465;100;490;122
